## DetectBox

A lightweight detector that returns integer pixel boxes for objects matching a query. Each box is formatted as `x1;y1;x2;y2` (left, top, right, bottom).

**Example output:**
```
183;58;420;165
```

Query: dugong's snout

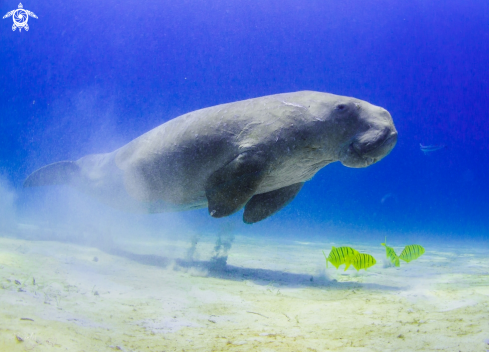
355;128;397;158
339;106;397;168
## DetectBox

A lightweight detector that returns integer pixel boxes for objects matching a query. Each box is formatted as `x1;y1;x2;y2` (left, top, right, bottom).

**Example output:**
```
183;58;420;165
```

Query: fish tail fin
344;256;352;271
24;161;80;188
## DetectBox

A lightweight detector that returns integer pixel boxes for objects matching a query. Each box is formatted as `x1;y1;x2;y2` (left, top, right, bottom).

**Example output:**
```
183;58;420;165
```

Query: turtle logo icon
3;3;37;32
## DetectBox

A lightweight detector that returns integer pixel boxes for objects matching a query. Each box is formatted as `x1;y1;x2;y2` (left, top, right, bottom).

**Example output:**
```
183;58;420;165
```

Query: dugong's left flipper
205;151;267;218
243;182;304;224
24;161;80;187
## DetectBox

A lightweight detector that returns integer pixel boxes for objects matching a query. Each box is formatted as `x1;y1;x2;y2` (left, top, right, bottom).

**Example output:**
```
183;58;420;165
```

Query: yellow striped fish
399;244;425;263
381;237;400;267
345;253;377;271
322;246;359;269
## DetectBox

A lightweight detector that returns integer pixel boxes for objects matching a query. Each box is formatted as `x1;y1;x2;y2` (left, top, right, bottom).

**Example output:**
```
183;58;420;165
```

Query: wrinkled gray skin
24;91;397;223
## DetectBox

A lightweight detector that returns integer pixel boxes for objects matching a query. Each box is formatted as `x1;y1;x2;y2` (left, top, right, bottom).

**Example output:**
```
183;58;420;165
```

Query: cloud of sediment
0;175;17;232
210;223;236;269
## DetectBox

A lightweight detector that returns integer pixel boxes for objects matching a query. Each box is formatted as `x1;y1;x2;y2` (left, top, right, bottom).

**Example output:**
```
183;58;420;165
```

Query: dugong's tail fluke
23;161;80;188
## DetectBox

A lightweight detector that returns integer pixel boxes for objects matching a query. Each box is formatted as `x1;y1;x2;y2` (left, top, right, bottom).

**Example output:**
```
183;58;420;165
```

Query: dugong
24;91;397;223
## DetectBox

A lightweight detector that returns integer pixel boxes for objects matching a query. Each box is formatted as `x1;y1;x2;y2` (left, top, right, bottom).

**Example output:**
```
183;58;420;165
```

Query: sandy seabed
1;232;488;352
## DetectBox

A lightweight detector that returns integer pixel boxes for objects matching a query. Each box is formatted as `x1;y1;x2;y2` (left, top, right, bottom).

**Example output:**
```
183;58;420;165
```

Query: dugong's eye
336;104;347;111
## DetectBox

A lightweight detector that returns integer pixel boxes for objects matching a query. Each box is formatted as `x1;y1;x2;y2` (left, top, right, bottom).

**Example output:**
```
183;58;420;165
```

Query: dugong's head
320;96;398;168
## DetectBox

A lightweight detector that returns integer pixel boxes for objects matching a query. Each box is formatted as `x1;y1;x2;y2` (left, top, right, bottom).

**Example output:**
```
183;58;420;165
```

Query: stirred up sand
0;234;488;351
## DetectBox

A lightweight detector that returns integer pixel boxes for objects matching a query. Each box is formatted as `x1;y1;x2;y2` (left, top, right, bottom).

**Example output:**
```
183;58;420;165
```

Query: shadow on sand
104;246;400;291
7;228;400;291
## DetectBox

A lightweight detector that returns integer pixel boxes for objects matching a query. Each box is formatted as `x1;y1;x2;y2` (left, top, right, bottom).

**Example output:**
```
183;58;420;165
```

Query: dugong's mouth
341;130;398;168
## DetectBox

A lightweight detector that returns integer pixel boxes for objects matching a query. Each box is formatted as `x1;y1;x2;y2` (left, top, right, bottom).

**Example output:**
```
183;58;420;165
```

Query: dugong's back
113;91;333;204
24;91;397;223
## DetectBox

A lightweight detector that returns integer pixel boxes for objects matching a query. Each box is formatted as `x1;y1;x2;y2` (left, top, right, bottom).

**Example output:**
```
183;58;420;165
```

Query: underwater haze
1;0;489;351
1;0;488;239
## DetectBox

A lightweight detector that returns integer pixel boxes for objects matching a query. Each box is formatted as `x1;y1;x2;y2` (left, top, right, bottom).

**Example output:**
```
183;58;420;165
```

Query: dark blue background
1;0;488;239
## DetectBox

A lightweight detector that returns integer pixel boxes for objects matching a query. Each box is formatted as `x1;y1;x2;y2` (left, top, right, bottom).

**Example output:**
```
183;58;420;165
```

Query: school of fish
323;240;425;272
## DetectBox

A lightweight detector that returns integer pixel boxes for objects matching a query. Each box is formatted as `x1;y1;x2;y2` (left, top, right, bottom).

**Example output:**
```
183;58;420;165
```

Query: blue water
1;0;488;242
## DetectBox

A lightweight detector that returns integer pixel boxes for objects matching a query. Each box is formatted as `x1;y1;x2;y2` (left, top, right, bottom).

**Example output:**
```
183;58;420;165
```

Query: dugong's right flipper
24;161;80;188
243;182;304;224
205;151;267;218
